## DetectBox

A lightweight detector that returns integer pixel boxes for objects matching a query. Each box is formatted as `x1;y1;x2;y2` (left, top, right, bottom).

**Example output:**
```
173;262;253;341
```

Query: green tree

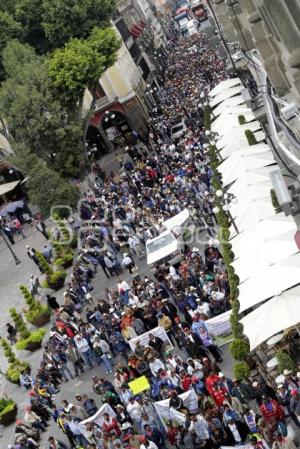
0;11;21;80
0;40;84;177
10;145;79;217
48;27;121;108
42;0;116;48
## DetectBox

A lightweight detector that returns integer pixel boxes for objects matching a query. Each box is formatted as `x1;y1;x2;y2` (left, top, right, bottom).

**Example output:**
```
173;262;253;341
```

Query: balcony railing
94;96;115;110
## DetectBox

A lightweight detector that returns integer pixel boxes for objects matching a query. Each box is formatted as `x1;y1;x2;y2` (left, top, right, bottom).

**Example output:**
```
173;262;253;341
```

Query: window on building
129;42;141;62
139;56;151;79
115;18;131;42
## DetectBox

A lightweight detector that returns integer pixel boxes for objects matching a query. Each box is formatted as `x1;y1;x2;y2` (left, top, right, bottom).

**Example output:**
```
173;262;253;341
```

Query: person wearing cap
289;389;300;425
218;371;233;396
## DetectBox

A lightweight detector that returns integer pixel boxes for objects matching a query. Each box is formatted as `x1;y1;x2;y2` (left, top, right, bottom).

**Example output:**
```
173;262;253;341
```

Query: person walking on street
6;322;17;344
66;343;85;377
36;219;49;240
1;220;15;244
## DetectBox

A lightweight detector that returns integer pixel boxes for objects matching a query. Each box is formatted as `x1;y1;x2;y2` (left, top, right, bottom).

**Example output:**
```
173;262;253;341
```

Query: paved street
0;147;235;447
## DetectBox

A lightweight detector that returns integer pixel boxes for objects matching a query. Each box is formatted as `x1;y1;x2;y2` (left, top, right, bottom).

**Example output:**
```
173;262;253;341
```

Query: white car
170;120;187;140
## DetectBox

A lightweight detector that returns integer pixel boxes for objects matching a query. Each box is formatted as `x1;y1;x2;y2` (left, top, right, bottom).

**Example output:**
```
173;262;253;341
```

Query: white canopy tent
230;214;297;257
217;131;266;157
238;253;300;313
229;180;273;201
213;96;246;117
230;198;276;235
210;85;243;108
211;107;255;134
209;78;242;98
228;166;276;189
217;121;262;149
218;149;276;187
241;286;300;350
231;230;299;283
211;108;255;135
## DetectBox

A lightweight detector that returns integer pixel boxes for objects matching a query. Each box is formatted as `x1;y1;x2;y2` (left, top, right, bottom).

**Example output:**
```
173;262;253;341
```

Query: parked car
170;120;187;140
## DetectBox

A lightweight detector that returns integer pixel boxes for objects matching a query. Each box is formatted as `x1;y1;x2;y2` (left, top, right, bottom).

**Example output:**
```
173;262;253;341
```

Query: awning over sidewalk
0;180;20;196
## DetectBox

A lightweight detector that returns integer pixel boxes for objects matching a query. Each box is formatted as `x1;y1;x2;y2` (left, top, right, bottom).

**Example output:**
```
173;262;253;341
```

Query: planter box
47;276;65;291
31;313;50;327
25;341;42;352
0;405;17;425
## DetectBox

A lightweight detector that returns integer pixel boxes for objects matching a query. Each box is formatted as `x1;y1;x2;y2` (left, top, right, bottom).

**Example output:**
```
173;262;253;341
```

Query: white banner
128;326;173;351
154;390;198;429
205;310;231;337
78;403;116;437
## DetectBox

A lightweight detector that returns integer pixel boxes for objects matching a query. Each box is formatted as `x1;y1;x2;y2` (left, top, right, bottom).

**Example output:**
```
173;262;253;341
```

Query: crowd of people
6;15;299;449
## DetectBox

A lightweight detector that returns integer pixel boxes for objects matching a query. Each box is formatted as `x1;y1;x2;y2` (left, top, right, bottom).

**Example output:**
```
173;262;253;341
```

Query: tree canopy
0;40;84;177
48;27;121;107
0;0;119;215
42;0;116;48
10;144;80;217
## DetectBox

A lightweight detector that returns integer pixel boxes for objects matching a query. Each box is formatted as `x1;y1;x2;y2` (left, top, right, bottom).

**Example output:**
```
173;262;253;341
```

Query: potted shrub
10;309;46;351
10;308;31;340
54;251;74;269
16;328;46;352
44;270;66;290
0;339;30;384
0;397;17;425
20;286;50;327
233;361;251;381
276;350;295;374
245;129;257;146
238;115;246;125
230;338;250;361
36;252;66;291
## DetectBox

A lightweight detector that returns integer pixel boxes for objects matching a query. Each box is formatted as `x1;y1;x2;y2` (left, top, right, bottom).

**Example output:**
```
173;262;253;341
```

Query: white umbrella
213;96;246;117
231;230;298;283
211;107;255;135
219;151;276;187
210;85;243;108
209;78;242;98
217;121;262;149
229;180;272;201
238;253;300;313
219;135;267;159
241;286;300;350
230;198;276;234
230;214;296;257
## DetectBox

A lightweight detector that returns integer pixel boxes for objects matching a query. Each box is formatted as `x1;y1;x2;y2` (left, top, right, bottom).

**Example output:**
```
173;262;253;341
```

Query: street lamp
0;223;21;265
214;190;239;234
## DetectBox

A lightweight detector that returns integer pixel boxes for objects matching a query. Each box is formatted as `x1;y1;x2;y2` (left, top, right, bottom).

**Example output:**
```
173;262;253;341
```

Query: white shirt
140;442;158;449
122;256;133;266
149;359;165;376
118;280;130;292
75;337;90;353
126;401;142;421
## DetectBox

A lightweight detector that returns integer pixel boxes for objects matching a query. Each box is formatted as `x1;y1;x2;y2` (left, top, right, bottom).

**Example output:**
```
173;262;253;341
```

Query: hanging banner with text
154;390;198;430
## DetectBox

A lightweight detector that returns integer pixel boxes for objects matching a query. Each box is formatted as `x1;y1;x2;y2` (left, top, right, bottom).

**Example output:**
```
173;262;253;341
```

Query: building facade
210;0;300;106
86;0;166;154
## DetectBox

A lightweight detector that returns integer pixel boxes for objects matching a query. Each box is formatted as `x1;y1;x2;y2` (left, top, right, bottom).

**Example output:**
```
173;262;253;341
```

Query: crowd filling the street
3;10;300;449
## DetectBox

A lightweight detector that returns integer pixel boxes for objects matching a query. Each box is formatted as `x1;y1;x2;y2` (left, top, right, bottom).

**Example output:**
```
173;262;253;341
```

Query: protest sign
128;326;172;352
128;375;151;395
78;403;116;437
154;390;198;429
